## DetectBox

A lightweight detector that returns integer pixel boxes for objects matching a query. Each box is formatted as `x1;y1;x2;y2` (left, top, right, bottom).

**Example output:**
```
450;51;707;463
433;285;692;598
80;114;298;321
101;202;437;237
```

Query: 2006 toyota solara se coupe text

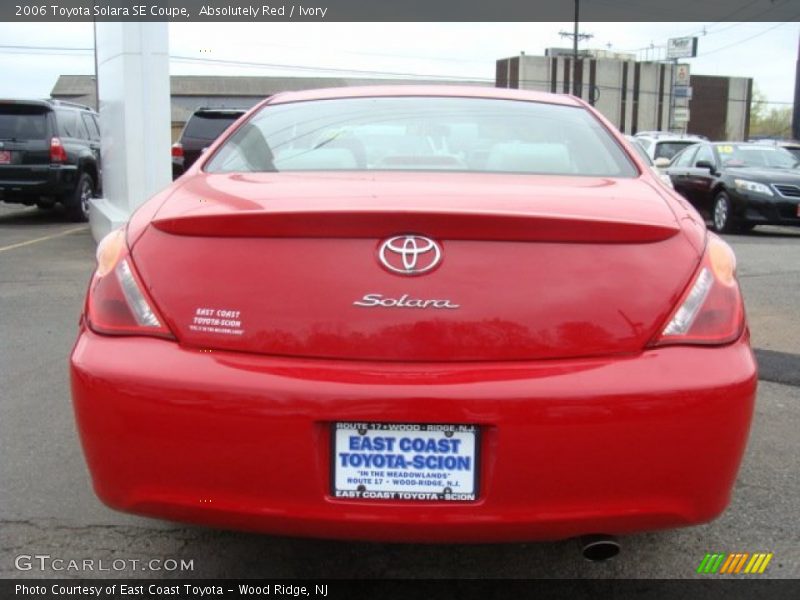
70;86;756;547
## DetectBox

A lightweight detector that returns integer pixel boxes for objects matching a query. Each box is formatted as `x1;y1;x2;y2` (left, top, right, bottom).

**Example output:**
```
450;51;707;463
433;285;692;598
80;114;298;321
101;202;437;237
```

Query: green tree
750;86;793;138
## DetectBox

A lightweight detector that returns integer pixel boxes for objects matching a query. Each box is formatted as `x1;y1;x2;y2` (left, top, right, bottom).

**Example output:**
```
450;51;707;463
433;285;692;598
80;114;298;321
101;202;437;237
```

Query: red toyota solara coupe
70;86;756;547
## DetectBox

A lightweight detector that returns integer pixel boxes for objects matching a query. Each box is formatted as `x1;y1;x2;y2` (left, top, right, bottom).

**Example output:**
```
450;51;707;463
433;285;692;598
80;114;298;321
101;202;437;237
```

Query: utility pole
559;0;593;96
668;61;677;133
92;1;100;111
93;20;100;111
793;34;800;140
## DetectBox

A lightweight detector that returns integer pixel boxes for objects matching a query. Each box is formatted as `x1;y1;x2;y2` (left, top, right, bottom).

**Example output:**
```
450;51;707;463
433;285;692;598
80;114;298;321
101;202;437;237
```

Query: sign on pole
673;107;691;123
675;64;690;86
667;37;698;60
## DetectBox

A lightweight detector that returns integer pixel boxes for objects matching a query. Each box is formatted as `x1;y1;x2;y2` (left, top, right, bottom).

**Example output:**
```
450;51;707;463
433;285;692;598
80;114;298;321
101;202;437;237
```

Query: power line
677;0;774;38
620;0;787;43
0;43;794;105
614;1;792;60
165;55;800;104
168;54;492;82
0;49;93;57
0;44;92;52
700;18;799;56
752;99;794;105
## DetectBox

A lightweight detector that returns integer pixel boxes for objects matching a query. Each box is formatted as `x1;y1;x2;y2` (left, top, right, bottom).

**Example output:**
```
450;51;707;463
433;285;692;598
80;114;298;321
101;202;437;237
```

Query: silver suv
634;132;704;167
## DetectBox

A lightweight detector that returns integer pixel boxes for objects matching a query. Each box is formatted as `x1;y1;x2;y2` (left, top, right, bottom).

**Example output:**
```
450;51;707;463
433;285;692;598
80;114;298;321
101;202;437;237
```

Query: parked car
663;141;800;233
635;130;708;141
172;107;246;179
72;86;755;550
634;133;703;166
750;138;800;161
0;99;101;221
625;135;674;188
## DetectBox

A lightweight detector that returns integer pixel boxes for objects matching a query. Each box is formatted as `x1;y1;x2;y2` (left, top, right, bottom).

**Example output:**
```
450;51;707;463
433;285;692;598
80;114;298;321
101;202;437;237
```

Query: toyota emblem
378;235;442;276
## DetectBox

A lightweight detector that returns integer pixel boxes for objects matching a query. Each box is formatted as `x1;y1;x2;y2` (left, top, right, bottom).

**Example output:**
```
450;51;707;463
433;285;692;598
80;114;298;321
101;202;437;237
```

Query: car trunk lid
131;172;699;362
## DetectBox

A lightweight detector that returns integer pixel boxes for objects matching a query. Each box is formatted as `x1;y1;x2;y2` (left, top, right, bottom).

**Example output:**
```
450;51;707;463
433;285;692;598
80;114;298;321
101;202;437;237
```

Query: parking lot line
0;225;89;254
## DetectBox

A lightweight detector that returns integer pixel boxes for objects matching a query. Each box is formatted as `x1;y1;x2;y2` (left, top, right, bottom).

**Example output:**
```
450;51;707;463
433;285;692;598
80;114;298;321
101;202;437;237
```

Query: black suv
0;99;101;221
172;107;246;179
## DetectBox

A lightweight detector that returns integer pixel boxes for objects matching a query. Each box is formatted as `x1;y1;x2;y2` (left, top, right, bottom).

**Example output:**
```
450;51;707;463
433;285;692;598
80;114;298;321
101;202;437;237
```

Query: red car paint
70;86;756;542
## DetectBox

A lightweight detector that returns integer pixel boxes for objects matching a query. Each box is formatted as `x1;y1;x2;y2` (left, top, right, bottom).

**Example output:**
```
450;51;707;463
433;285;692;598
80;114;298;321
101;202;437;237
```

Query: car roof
0;98;52;108
702;141;797;150
0;98;96;113
264;85;585;107
710;141;763;146
750;139;800;148
638;135;701;143
192;107;248;115
635;130;704;138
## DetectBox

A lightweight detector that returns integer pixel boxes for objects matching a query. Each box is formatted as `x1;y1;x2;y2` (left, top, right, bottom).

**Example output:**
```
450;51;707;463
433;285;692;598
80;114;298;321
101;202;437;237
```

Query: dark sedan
664;141;800;233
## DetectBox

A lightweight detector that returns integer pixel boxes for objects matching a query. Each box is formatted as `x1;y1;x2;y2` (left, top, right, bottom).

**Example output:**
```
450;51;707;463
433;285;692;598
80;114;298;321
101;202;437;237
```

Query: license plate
0;151;10;164
332;422;479;501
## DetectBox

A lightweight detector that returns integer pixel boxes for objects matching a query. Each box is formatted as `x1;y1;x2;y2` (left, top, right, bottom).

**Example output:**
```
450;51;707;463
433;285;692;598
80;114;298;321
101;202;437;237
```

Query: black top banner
3;0;800;22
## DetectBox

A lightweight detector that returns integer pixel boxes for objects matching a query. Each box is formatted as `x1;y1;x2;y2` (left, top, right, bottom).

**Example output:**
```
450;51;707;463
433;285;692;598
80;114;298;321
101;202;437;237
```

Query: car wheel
65;173;94;222
711;192;735;234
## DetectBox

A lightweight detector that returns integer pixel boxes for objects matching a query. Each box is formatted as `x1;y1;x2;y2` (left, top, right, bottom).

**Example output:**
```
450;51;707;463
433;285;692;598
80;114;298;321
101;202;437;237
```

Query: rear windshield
627;139;653;165
0;105;49;140
206;97;637;177
784;147;800;161
183;113;242;141
653;141;697;161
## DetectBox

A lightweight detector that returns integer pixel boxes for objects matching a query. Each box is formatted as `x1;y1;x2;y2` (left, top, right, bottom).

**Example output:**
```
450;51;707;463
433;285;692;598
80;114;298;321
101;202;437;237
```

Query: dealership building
53;58;752;142
495;49;753;140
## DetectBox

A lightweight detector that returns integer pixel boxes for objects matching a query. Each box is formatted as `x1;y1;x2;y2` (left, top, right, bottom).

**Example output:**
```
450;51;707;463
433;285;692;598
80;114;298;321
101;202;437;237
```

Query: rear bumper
70;330;757;542
171;157;184;180
0;164;77;201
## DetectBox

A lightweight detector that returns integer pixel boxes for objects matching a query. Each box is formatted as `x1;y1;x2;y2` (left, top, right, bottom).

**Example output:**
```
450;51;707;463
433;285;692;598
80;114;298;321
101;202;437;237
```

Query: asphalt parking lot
1;202;798;579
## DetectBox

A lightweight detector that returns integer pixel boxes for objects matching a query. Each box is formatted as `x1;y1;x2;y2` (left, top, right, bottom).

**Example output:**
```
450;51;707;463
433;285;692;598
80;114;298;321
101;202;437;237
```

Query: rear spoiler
152;209;680;244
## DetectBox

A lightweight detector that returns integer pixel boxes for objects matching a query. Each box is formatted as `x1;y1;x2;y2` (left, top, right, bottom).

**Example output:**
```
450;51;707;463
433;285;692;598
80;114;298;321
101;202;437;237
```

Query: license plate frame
331;422;479;502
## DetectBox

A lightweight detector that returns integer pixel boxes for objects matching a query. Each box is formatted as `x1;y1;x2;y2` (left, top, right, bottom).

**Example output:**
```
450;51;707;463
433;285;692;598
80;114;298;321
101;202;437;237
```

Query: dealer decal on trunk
189;307;245;336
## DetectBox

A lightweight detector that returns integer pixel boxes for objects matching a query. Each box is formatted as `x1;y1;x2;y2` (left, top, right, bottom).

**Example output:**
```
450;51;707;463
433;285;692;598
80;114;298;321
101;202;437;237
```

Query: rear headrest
486;142;572;174
274;148;358;170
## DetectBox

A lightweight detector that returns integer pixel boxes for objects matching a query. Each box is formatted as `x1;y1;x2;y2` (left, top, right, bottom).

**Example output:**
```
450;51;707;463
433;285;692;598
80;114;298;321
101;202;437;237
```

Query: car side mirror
696;160;716;173
654;157;670;168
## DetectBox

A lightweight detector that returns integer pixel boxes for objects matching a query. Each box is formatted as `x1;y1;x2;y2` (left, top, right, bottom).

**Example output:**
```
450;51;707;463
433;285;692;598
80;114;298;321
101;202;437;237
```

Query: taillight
651;234;744;346
85;228;174;339
171;143;183;158
50;137;67;163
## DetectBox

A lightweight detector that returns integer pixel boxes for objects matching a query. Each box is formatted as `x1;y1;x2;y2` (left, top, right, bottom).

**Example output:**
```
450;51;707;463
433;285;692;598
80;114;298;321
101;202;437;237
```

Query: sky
0;21;796;109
